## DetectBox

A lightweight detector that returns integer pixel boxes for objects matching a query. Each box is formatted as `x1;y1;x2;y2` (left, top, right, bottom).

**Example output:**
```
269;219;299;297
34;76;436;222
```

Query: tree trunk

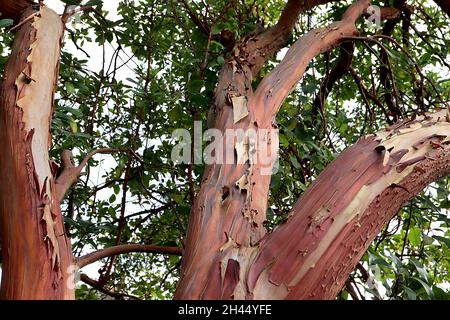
0;5;74;299
0;0;447;301
175;0;450;299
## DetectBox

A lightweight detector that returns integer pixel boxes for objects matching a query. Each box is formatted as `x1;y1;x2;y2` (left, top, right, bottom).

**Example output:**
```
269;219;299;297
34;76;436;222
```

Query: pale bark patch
14;6;64;270
232;96;249;124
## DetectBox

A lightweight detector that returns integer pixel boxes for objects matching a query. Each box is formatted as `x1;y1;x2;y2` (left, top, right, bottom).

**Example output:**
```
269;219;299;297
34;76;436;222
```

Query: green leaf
187;79;204;93
66;82;76;94
211;24;222;35
109;194;116;203
433;286;450;299
69;121;78;133
408;227;421;247
0;19;14;29
412;277;434;298
85;0;103;6
432;235;450;248
403;286;417;300
217;56;225;65
410;257;429;283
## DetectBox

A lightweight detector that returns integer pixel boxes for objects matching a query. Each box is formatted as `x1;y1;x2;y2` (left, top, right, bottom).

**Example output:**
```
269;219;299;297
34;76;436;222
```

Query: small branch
55;148;121;203
8;12;38;32
79;274;140;300
178;0;210;35
0;0;34;22
253;0;370;122
77;244;183;268
348;66;392;123
313;42;355;137
78;148;121;169
345;279;360;300
67;28;91;58
61;5;94;24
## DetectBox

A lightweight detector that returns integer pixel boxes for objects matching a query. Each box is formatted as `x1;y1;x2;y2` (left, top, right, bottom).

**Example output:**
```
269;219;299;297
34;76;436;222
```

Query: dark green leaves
0;19;13;29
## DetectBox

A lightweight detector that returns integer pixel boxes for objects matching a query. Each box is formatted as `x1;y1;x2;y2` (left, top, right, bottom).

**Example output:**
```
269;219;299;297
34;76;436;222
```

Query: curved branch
244;0;339;75
252;0;370;124
348;66;392;122
247;109;450;299
275;0;338;34
77;244;183;268
78;148;121;169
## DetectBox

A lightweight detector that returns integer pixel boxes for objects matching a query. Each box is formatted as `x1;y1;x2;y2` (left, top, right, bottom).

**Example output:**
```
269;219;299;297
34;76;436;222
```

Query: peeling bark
0;6;74;299
176;0;370;299
248;109;450;299
176;0;450;300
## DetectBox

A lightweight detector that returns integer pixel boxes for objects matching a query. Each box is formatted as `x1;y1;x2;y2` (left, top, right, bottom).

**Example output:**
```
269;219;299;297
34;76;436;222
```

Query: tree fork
176;0;450;300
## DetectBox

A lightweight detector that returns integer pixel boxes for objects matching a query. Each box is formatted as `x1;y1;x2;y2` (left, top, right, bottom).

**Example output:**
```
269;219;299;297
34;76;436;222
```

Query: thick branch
243;0;339;76
0;5;74;299
252;0;370;124
379;7;401;20
77;244;183;268
247;109;450;299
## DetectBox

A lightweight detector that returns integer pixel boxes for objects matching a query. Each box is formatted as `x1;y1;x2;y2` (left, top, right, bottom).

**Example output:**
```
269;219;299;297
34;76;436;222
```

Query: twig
61;5;94;24
80;274;140;300
77;244;183;268
8;12;38;33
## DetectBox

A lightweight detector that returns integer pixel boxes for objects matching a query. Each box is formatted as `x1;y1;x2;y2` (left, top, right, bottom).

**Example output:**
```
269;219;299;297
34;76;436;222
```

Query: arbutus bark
0;5;74;299
175;0;450;300
0;0;448;301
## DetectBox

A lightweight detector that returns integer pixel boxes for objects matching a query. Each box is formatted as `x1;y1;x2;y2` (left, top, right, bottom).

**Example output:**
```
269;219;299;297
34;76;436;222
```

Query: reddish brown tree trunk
0;4;74;299
0;0;447;301
175;0;450;299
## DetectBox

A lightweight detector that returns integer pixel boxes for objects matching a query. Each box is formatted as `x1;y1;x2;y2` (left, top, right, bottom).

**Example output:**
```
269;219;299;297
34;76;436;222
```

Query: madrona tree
0;0;448;299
